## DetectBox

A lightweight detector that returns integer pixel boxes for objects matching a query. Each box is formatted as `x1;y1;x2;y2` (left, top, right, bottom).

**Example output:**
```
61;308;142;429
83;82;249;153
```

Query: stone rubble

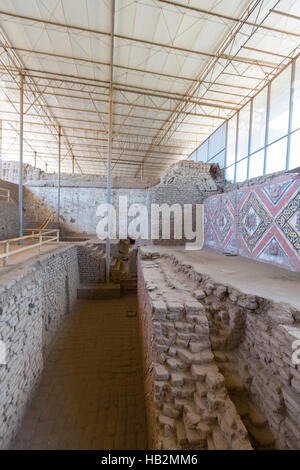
137;247;300;450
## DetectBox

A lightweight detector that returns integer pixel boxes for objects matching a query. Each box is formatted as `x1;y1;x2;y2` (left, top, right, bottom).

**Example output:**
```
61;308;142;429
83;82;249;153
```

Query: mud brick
154;364;169;381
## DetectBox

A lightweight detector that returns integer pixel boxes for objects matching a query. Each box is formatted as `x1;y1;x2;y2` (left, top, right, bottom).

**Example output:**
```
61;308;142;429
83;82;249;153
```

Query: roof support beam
271;9;300;21
0;64;259;98
8;65;257;92
157;0;300;38
0;102;226;122
2;120;201;147
4;40;282;72
2;116;214;137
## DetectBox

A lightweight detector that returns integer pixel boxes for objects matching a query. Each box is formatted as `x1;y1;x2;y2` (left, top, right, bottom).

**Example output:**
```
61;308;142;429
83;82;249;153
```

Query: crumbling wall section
0;179;19;240
1;160;158;188
148;161;222;245
0;201;18;240
0;245;79;449
77;242;106;283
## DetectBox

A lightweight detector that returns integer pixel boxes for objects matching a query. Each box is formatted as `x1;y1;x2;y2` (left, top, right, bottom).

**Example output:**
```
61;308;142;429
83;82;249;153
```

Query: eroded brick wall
148;161;222;246
137;249;300;450
0;245;79;449
0;202;18;240
137;252;253;450
78;243;106;283
0;179;19;240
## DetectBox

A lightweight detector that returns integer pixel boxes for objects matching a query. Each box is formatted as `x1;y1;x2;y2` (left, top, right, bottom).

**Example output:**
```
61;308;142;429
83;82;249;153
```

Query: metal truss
0;0;298;178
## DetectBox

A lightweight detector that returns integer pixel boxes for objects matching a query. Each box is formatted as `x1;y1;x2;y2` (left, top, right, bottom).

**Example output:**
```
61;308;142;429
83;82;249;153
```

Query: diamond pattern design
212;198;233;244
275;190;300;254
262;180;293;206
204;175;299;272
240;192;272;252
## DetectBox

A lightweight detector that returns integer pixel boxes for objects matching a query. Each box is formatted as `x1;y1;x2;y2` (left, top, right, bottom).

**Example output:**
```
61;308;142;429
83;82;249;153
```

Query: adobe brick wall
137;250;252;450
147;161;222;246
0;245;80;449
0;179;19;240
137;248;300;450
0;202;18;241
1;160;158;188
77;242;106;283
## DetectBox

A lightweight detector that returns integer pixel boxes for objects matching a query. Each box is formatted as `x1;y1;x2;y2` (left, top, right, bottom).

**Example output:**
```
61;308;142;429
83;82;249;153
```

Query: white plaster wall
25;186;148;235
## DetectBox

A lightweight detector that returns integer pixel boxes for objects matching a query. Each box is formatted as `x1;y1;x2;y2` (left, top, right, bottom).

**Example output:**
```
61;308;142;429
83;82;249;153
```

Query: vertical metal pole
19;73;24;242
263;83;271;176
286;60;295;171
234;112;239;183
247;100;253;180
45;163;48;173
207;135;210;162
72;154;75;175
58;126;61;227
34;151;37;168
224;121;228;175
106;0;115;283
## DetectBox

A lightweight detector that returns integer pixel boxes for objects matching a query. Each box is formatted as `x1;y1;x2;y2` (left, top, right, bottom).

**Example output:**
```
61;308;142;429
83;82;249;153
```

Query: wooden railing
40;212;53;229
23;212;55;234
0;229;60;267
0;187;11;202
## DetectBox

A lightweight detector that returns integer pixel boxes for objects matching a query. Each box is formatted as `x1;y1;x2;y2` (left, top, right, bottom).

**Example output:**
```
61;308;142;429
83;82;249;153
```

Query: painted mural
204;174;300;272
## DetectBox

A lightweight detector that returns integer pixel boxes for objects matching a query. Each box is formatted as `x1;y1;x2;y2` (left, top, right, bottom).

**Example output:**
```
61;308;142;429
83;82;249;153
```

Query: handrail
24;228;56;234
0;229;60;267
40;212;53;229
23;212;55;234
0;187;10;202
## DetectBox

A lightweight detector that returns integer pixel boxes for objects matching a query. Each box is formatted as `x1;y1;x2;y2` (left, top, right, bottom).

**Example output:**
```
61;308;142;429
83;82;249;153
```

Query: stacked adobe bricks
147;160;224;246
0;179;19;240
137;249;252;450
137;248;300;450
0;245;79;449
77;242;106;283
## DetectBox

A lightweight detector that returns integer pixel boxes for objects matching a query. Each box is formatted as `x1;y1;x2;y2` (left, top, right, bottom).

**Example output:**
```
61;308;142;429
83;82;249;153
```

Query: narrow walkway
12;294;147;450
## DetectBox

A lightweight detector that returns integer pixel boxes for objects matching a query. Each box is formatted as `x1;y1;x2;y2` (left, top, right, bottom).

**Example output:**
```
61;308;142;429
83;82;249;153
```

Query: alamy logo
292;340;300;366
96;196;204;250
0;340;6;365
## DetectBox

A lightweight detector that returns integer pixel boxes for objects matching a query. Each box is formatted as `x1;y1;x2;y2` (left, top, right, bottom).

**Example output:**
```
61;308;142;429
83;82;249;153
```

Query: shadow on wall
0;179;19;240
23;188;59;231
24;186;94;233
